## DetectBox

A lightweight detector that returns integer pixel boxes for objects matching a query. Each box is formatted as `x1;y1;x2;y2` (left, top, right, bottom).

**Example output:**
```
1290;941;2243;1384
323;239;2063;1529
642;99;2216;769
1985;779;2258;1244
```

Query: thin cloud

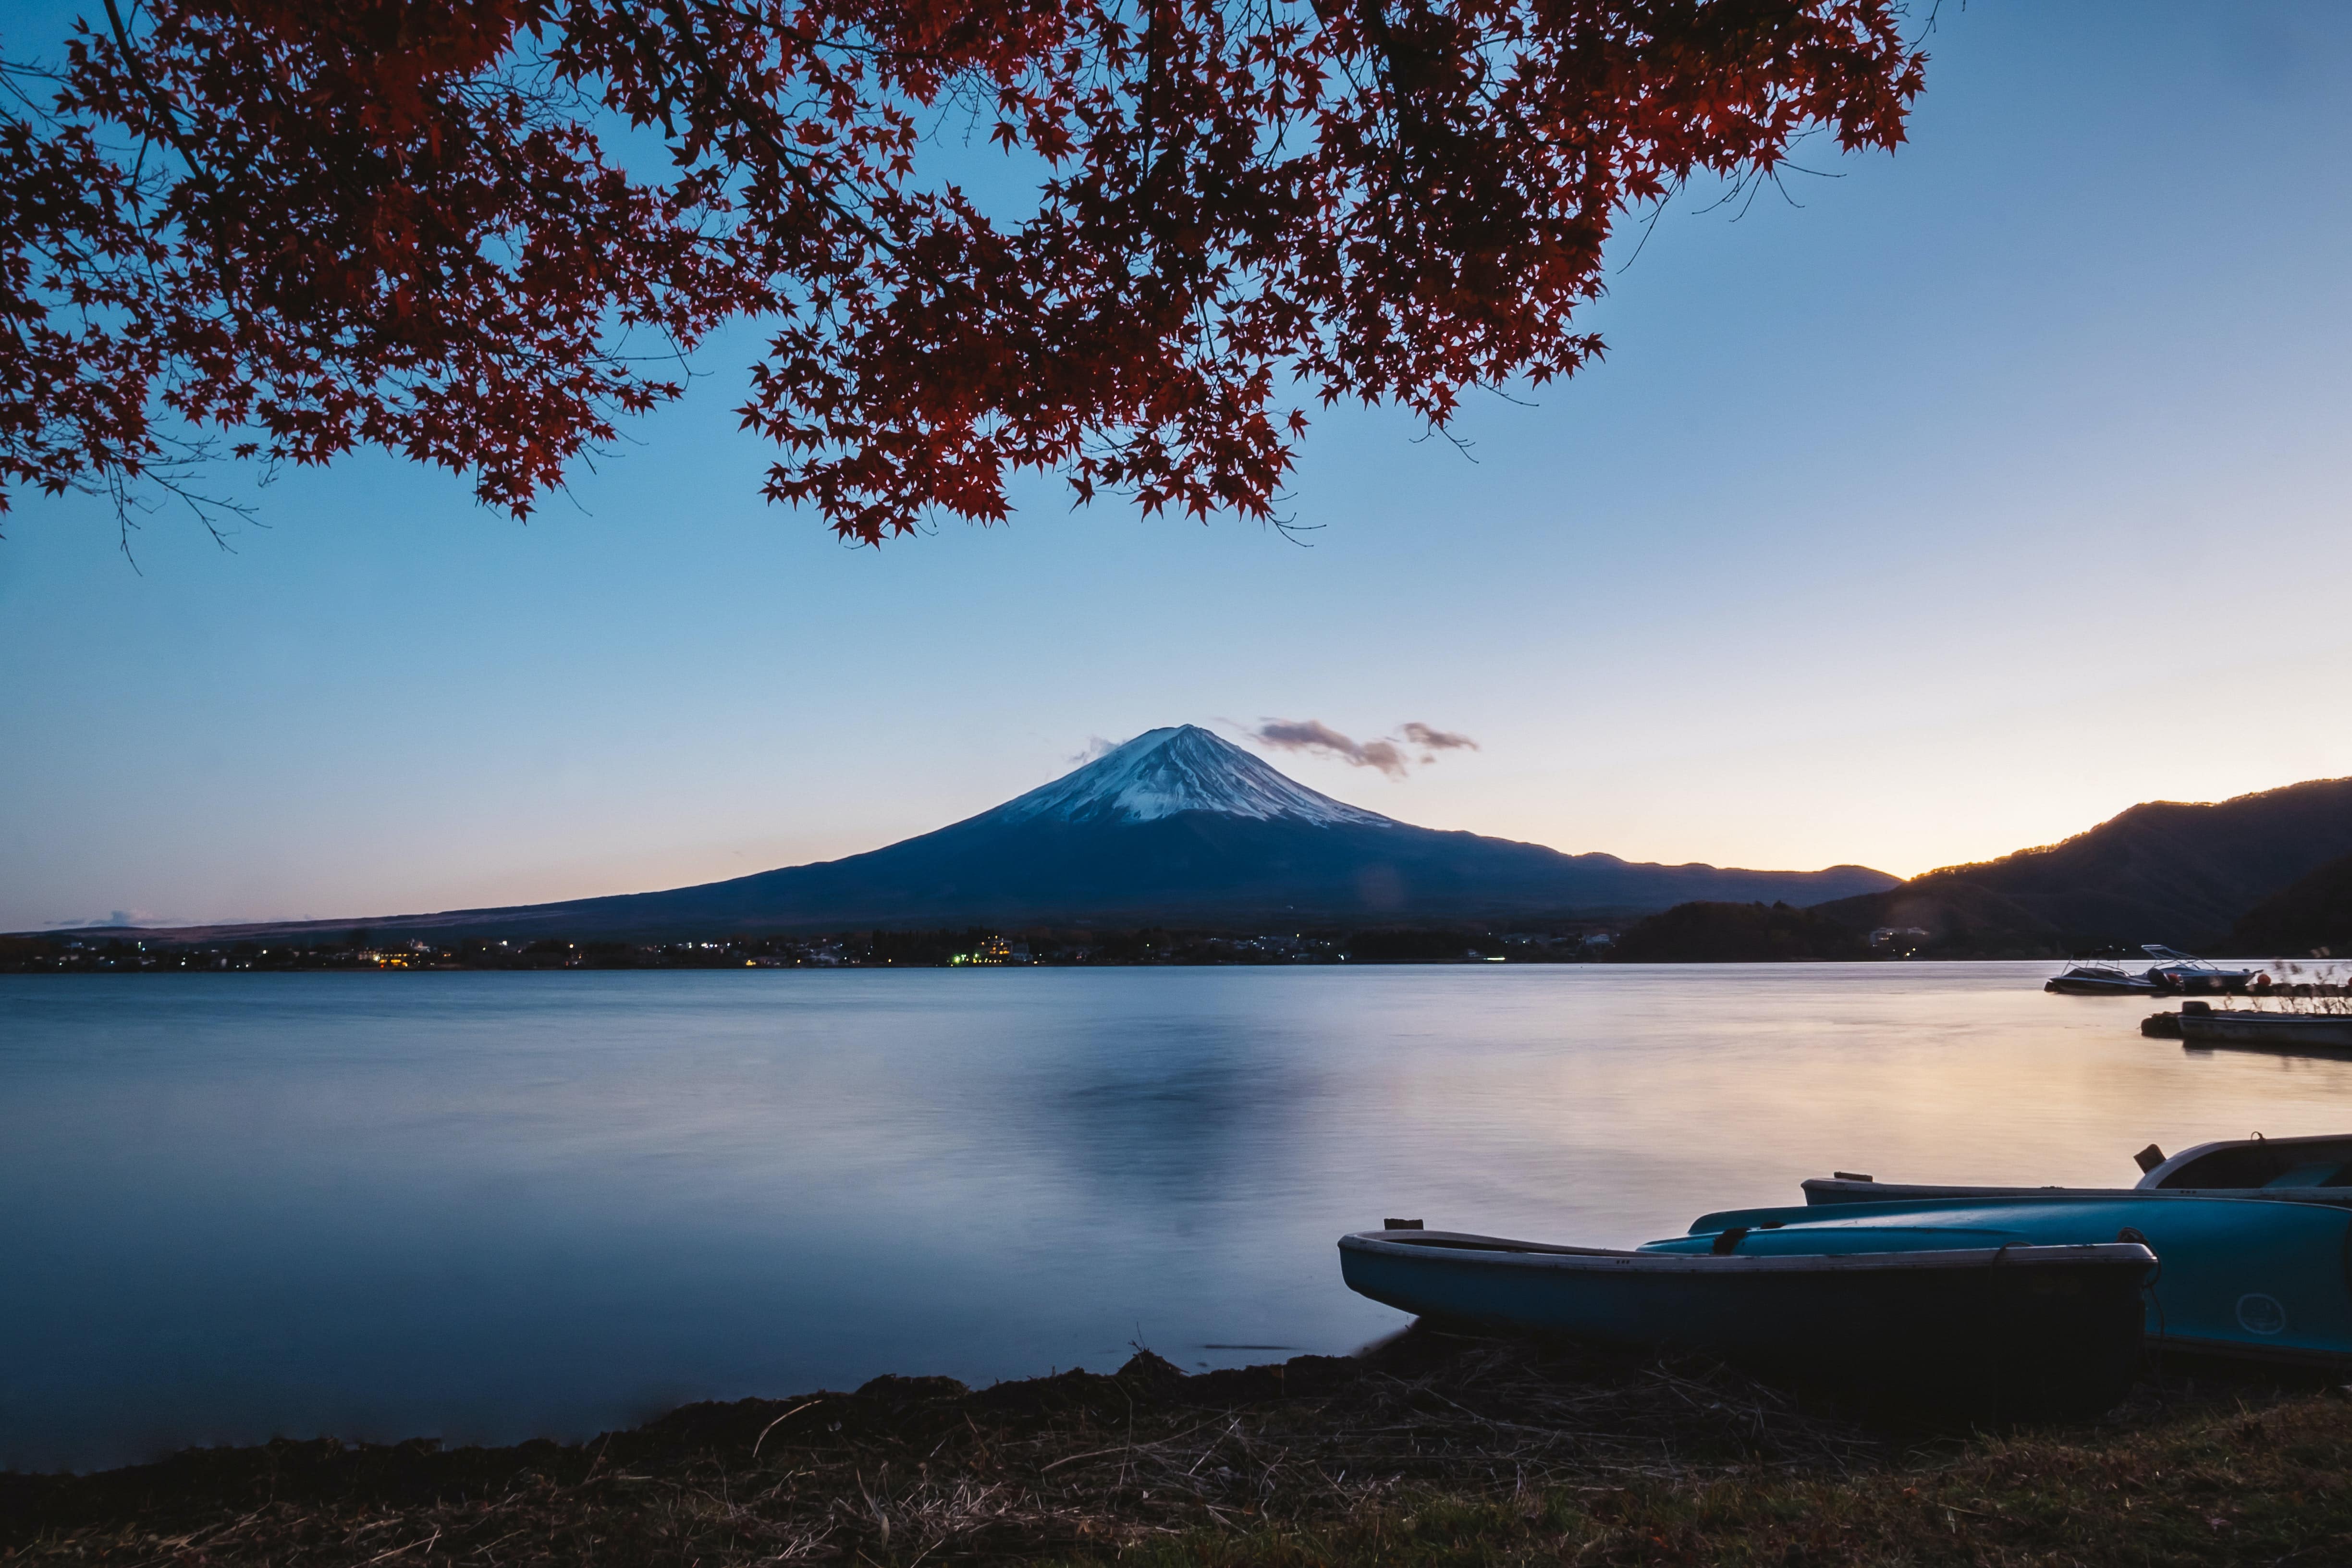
1249;719;1478;779
1252;719;1406;778
1068;735;1121;765
1354;738;1407;778
1254;718;1369;762
1399;723;1480;762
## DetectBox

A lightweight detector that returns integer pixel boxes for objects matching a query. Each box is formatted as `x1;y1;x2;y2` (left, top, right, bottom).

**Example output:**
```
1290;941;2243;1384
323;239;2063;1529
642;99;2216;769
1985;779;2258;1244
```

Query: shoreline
7;1330;2350;1566
12;956;2318;974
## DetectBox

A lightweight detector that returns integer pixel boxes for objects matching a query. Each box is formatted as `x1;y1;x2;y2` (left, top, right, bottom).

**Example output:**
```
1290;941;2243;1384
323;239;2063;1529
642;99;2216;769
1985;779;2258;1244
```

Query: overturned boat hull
1806;1176;2352;1208
1806;1133;2352;1210
1339;1227;2152;1417
1701;1195;2352;1366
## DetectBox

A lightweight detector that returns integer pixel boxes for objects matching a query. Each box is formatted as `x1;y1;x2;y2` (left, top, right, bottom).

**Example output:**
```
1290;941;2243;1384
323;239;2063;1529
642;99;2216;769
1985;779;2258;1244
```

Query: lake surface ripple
6;964;2349;1470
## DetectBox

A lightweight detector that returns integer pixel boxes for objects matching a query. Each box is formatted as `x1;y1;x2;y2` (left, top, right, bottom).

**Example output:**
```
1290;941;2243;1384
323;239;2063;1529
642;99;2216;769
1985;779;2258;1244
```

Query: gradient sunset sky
5;0;2349;930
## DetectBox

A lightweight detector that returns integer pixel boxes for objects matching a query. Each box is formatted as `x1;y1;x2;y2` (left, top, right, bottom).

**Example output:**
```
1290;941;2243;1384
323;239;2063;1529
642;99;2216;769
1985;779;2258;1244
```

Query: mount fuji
110;726;1897;941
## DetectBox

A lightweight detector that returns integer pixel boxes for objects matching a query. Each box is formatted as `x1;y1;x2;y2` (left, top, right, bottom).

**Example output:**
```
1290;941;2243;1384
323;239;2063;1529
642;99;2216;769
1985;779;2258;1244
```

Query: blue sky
5;0;2351;930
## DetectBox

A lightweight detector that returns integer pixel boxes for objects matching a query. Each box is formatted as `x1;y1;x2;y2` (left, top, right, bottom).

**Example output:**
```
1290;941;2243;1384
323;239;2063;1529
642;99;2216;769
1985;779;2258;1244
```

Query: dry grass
3;1330;2343;1568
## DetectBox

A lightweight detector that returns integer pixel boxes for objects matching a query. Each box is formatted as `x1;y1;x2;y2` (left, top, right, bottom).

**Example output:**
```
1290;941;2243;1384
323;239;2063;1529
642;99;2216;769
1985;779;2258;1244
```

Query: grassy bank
6;1331;2348;1568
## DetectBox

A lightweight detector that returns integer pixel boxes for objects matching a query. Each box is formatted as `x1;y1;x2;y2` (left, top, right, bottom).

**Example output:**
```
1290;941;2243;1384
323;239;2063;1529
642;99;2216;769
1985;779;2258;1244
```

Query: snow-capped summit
988;725;1399;829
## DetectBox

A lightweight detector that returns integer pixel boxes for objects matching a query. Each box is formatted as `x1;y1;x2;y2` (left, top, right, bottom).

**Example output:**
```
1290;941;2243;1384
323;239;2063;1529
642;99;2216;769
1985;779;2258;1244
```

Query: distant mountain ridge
2217;852;2352;958
76;726;1898;943
1815;776;2352;951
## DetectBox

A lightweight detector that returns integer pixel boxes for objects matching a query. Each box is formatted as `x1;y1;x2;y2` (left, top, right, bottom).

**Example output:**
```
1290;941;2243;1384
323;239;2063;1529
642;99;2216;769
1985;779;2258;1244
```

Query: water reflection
1035;1017;1326;1205
5;965;2352;1471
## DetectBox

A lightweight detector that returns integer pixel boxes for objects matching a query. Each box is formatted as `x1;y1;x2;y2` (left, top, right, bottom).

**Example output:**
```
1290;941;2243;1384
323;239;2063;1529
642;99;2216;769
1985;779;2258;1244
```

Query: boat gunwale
1801;1178;2352;1205
1339;1230;2155;1274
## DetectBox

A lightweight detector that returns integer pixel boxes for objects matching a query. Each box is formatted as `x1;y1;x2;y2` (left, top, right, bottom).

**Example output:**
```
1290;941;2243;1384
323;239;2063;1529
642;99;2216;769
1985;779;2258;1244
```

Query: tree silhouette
3;1;1923;543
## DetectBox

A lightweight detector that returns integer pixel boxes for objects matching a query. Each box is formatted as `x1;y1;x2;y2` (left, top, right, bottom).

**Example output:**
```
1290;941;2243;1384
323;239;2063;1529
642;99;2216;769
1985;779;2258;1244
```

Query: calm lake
6;962;2350;1471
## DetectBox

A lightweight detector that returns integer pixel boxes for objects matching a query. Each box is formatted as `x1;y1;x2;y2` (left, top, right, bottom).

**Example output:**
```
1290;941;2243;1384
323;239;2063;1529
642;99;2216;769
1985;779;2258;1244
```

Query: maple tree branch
4;0;1926;542
98;0;215;184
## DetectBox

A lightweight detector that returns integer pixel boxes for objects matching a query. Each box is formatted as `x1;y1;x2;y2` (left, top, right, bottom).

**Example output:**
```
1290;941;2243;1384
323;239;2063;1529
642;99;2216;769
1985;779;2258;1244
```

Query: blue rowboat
1681;1195;2352;1366
1804;1132;2352;1209
1339;1226;2153;1417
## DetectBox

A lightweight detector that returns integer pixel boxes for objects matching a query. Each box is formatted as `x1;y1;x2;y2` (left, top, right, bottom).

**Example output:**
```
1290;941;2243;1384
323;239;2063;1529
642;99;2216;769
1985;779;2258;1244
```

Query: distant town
0;926;1624;973
0;910;1970;973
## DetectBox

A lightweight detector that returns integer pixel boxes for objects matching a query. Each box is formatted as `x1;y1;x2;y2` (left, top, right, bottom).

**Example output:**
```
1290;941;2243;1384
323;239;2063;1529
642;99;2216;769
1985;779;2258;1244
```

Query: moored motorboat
1338;1224;2153;1416
1683;1194;2352;1367
2046;957;2160;995
2141;945;2261;994
2044;947;2262;996
1804;1131;2352;1208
